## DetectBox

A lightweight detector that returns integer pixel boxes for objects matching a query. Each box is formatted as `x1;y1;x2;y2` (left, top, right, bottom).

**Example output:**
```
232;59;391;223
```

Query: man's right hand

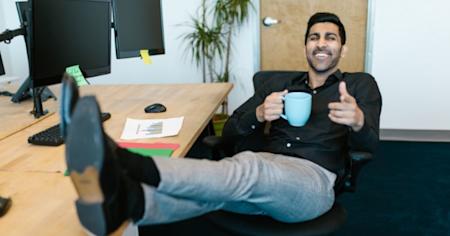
256;90;288;122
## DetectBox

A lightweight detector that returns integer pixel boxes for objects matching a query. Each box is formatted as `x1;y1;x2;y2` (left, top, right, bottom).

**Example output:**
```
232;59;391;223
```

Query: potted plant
181;0;254;135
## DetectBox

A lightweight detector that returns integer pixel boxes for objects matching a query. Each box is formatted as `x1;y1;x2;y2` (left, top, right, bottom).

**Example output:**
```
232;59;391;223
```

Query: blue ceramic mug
280;92;312;127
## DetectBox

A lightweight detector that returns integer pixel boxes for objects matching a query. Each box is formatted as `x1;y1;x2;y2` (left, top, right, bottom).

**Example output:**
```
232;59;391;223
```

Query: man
64;12;381;235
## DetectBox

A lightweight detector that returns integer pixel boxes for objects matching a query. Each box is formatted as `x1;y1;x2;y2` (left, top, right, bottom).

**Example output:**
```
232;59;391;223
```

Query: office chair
202;71;373;236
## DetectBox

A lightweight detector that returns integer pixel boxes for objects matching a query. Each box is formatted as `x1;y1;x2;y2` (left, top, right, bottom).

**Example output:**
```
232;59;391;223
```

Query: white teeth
315;53;329;58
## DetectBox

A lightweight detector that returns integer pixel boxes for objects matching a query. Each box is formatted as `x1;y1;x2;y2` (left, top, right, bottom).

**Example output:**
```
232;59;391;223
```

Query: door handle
262;17;281;27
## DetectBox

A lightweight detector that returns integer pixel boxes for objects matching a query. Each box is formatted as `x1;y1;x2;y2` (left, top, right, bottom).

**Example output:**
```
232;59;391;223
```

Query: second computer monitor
30;0;111;88
112;0;165;58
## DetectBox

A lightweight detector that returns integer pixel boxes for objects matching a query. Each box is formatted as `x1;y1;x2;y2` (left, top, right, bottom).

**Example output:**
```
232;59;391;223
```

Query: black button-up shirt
224;70;382;174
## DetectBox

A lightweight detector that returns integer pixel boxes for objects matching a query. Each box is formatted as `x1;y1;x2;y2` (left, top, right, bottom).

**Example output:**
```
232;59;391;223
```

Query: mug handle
280;95;287;120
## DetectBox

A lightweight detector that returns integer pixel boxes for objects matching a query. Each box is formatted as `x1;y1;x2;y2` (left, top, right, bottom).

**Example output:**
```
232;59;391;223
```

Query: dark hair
304;12;346;45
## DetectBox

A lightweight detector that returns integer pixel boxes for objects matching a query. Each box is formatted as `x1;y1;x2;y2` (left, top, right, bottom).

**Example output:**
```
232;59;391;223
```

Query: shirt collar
302;69;343;86
333;69;344;81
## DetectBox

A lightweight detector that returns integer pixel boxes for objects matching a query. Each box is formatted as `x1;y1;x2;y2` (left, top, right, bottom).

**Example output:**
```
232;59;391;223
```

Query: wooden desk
0;83;232;173
0;171;84;235
0;83;58;141
0;83;232;235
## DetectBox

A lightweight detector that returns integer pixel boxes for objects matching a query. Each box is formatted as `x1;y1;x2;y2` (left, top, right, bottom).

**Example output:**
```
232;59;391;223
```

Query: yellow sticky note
140;50;152;64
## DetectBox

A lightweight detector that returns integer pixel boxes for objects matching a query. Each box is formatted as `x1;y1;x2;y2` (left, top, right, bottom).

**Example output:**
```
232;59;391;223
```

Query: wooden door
260;0;368;72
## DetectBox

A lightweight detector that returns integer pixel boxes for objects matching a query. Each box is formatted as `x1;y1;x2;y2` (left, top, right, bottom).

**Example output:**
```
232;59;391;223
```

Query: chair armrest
202;135;223;160
343;152;373;193
202;135;236;160
202;127;268;160
202;135;225;148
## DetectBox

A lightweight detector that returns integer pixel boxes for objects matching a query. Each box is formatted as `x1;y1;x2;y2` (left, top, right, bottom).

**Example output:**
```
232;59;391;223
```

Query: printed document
120;117;184;140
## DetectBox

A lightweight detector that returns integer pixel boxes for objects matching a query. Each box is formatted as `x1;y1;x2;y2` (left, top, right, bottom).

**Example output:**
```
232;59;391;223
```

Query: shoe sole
66;96;106;236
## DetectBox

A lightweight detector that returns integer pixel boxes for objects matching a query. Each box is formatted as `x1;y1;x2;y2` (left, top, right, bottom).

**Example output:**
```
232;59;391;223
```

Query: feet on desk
66;96;144;235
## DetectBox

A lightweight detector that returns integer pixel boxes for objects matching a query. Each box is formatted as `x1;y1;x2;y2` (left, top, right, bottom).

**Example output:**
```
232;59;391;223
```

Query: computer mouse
144;103;167;113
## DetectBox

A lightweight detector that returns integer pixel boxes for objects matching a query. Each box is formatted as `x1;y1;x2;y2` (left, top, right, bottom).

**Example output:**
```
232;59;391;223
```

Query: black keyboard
28;112;111;146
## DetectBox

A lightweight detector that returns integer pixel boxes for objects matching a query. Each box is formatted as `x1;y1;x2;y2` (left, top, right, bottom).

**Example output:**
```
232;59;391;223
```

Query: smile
314;53;331;59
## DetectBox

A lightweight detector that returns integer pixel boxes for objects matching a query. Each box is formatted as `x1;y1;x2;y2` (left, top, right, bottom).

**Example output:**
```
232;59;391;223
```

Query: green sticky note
127;148;173;157
66;65;88;86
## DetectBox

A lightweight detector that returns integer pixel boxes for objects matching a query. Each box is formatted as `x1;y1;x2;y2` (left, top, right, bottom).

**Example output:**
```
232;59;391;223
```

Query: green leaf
178;0;254;83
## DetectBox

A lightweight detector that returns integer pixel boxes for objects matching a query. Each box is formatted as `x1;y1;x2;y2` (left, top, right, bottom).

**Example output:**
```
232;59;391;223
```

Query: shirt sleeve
348;74;382;153
222;83;273;137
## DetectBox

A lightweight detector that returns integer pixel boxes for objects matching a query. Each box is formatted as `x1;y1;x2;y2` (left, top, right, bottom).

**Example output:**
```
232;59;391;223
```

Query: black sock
101;138;145;225
115;147;161;187
98;135;147;233
122;176;145;222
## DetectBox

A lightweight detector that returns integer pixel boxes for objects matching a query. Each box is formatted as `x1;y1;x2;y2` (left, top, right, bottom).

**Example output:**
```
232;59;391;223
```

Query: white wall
4;0;448;130
0;0;258;112
368;0;450;130
224;0;260;113
0;0;28;81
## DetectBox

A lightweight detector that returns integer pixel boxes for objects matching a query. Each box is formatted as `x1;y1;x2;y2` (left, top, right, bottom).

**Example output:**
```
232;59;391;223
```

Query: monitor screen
0;52;5;76
30;0;111;87
112;0;165;58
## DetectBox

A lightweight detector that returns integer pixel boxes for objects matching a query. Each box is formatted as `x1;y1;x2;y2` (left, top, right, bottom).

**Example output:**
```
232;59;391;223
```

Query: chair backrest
252;71;302;91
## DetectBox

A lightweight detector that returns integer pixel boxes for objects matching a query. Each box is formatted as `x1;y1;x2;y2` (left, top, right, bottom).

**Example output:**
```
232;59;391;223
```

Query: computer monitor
112;0;165;58
30;0;111;88
0;52;5;76
10;1;51;104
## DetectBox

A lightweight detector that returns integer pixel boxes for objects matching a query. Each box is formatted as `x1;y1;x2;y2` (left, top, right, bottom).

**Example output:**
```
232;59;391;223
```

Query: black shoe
66;96;143;235
60;73;79;138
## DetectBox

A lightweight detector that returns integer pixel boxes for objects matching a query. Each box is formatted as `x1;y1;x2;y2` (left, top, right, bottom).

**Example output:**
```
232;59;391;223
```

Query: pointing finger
339;82;354;103
339;82;349;97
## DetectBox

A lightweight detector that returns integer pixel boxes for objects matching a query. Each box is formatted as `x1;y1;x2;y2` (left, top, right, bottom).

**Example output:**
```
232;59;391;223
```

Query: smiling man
64;12;382;235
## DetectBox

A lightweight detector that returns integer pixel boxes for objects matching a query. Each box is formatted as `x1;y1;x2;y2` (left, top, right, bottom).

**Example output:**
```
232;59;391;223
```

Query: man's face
305;22;345;74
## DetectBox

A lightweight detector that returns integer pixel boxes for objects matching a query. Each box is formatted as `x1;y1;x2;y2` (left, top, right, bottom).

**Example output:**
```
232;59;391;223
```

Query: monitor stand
10;77;56;118
31;86;51;118
11;77;56;103
2;25;56;118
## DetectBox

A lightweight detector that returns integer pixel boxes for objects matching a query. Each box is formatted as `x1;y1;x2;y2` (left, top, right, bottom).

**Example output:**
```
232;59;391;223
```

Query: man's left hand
328;81;364;132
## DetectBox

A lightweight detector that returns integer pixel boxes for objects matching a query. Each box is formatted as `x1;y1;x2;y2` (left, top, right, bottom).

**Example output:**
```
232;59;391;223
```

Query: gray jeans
137;151;336;225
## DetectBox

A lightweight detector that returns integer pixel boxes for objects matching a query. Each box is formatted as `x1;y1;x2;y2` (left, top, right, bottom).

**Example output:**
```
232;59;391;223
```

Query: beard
306;48;342;74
